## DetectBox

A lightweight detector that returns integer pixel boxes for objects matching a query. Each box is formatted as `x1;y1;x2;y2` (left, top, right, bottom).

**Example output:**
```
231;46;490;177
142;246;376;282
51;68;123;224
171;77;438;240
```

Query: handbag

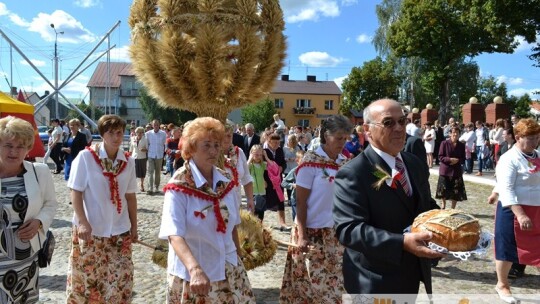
30;163;56;268
37;230;55;268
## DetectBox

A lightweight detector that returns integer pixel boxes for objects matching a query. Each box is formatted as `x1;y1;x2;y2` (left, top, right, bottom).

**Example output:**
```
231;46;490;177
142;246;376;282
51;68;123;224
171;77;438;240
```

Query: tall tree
387;0;536;123
138;87;197;125
477;76;508;105
513;94;533;118
240;98;275;132
340;57;401;113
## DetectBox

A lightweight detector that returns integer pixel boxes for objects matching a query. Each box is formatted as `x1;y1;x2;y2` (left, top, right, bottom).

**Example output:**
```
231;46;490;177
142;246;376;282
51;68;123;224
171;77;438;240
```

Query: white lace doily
404;227;493;261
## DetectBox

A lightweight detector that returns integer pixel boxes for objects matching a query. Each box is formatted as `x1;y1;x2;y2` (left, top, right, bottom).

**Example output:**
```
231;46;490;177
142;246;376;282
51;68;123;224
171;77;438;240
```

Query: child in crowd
281;150;305;222
248;145;268;221
42;129;53;164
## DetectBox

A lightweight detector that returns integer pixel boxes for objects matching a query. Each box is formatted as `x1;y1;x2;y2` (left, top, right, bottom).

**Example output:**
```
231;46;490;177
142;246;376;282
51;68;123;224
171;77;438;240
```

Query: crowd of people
0;100;538;303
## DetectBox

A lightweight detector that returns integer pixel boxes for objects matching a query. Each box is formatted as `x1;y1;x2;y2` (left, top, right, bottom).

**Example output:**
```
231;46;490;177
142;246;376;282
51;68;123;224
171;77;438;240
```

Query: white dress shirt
145;129;167;158
68;145;137;237
371;146;413;196
497;146;540;207
159;160;241;282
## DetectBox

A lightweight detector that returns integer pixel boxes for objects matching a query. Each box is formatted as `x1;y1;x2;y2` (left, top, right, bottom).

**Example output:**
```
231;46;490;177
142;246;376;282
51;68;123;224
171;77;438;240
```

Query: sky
0;0;539;103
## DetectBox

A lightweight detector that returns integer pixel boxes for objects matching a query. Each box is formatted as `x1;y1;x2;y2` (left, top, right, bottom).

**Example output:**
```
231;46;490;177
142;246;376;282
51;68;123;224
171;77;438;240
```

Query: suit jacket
438;139;465;177
333;146;438;294
403;134;427;164
243;133;260;158
232;133;244;151
63;131;88;160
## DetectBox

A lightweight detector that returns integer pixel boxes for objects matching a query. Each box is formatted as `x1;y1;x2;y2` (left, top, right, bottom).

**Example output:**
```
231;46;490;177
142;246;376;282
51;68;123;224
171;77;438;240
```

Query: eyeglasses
369;116;408;129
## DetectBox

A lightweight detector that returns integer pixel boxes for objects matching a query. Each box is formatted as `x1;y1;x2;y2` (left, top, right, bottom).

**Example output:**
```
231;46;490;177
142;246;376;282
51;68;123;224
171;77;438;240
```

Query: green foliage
138;87;197;125
477;76;508;105
67;102;104;123
240;98;275;132
386;0;536;123
513;94;533;119
340;57;401;114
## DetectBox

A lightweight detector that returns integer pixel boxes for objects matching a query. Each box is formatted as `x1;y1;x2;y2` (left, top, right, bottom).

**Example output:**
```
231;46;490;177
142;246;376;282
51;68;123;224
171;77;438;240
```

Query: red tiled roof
87;62;133;88
532;101;540;111
271;79;342;95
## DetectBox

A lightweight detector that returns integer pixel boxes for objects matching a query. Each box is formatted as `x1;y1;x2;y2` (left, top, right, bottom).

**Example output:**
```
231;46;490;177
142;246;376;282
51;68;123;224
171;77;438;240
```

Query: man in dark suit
404;133;427;164
333;99;442;297
242;123;260;158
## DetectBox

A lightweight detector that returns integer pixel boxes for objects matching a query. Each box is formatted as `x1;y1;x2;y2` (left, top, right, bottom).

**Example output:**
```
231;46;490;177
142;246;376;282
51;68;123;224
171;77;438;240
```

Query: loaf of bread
411;209;481;252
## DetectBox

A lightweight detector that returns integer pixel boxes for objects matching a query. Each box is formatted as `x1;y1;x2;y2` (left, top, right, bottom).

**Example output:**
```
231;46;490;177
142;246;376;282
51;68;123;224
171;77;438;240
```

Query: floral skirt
280;226;345;304
435;175;467;201
66;227;134;304
167;260;255;303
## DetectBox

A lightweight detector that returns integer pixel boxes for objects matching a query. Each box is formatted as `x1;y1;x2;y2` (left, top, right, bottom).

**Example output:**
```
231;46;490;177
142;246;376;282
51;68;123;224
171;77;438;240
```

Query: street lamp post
50;24;64;119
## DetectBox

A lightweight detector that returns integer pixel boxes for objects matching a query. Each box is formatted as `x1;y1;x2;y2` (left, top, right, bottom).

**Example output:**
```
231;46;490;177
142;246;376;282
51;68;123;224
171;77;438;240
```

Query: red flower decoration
194;211;206;219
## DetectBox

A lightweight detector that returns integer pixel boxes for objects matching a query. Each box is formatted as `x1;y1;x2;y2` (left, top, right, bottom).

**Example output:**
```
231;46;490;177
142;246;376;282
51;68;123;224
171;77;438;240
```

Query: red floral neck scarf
164;161;238;233
86;144;129;213
295;150;349;182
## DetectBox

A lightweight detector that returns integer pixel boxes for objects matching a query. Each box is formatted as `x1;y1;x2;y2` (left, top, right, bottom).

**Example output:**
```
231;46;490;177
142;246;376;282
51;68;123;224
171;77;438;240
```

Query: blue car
37;126;49;145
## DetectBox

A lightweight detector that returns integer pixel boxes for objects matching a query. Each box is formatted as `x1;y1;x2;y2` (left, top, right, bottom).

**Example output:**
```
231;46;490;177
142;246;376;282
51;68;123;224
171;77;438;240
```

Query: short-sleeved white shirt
67;145;137;237
497;146;540;207
159;160;241;282
295;146;347;228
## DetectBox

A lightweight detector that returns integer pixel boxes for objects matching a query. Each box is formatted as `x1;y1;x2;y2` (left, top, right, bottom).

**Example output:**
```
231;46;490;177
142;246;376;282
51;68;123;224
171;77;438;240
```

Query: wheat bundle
128;0;287;121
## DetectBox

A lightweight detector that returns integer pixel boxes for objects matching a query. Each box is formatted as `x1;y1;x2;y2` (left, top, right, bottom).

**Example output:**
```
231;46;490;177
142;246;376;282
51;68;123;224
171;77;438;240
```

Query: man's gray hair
245;123;255;130
363;99;403;124
320;115;353;144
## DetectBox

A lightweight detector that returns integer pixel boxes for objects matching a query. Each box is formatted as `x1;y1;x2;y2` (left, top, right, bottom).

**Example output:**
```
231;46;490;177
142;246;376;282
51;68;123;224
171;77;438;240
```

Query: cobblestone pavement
37;161;538;303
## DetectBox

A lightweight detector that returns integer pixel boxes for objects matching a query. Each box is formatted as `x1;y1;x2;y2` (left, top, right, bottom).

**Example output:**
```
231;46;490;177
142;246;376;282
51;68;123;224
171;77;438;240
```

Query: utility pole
50;23;64;119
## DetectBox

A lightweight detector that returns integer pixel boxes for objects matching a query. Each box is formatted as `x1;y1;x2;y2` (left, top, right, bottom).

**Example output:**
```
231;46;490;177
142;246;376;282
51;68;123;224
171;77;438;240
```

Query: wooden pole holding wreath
128;0;287;121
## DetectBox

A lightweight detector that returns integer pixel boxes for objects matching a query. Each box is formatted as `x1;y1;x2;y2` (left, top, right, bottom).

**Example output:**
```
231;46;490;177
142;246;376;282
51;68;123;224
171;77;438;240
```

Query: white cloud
299;51;344;67
20;59;46;67
1;8;98;44
513;35;540;52
508;88;540;98
496;75;524;86
110;45;131;62
345;37;351;43
0;2;9;16
74;0;101;8
334;75;348;89
281;0;340;23
356;34;371;44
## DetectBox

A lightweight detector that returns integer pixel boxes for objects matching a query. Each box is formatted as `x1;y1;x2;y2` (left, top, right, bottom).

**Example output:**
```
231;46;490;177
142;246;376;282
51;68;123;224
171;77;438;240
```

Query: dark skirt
495;202;540;266
135;158;147;178
435;175;467;201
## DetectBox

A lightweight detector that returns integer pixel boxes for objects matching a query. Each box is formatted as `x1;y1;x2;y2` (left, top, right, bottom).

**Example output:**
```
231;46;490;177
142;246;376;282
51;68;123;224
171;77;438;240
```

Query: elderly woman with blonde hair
0;116;58;303
159;117;255;303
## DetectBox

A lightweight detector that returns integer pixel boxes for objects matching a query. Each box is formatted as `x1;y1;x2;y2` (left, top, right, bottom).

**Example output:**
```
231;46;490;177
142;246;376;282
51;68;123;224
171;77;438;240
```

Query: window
296;99;311;108
324;100;334;110
298;119;310;127
274;98;284;109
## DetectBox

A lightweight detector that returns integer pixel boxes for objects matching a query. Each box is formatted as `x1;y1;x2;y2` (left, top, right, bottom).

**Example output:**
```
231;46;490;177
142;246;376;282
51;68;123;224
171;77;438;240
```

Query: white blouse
67;144;137;237
129;135;148;159
159;160;241;282
295;146;347;228
497;146;540;207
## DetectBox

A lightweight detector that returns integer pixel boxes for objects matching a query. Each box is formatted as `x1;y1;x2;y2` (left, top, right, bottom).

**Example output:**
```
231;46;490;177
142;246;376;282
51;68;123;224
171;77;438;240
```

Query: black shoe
508;268;524;279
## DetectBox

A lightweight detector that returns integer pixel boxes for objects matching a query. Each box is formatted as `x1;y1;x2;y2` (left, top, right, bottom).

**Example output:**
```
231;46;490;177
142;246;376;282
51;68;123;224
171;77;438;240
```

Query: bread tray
404;227;493;261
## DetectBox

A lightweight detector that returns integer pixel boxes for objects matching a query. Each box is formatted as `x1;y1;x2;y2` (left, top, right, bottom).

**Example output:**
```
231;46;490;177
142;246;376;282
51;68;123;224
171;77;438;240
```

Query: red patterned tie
395;157;411;196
